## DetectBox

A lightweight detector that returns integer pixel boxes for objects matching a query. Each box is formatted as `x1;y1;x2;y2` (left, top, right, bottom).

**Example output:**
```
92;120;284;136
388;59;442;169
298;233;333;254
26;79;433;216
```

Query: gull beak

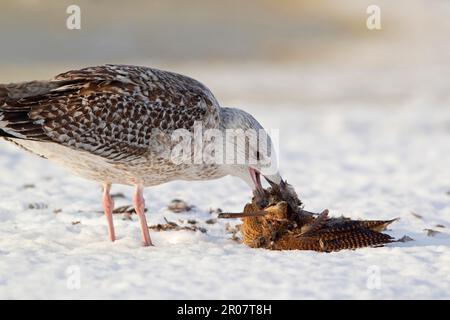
263;172;283;189
249;168;265;196
249;168;269;208
249;168;284;191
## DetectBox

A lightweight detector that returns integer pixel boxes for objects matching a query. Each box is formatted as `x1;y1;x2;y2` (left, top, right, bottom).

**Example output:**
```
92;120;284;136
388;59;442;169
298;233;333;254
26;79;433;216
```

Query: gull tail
0;79;85;141
0;84;17;139
0;80;70;140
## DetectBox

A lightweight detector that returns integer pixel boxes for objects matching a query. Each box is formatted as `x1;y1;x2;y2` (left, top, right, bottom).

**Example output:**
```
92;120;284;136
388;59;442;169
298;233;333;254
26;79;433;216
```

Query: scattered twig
148;217;207;233
112;205;147;214
111;192;126;199
167;199;193;213
396;235;414;242
209;208;223;215
424;228;441;237
27;203;48;210
411;212;423;220
205;218;217;224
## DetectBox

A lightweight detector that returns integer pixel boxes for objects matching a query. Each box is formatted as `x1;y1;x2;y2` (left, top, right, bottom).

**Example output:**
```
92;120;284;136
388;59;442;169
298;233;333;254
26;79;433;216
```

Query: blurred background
1;1;449;300
1;0;449;107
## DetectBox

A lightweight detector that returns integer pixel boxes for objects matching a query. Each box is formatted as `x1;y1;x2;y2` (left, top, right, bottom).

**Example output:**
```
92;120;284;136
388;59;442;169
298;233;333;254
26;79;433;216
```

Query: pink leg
132;185;153;246
102;183;116;242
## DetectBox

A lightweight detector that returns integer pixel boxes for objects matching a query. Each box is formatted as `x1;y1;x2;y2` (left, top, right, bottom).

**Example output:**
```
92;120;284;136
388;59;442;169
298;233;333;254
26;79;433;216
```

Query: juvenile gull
0;64;284;246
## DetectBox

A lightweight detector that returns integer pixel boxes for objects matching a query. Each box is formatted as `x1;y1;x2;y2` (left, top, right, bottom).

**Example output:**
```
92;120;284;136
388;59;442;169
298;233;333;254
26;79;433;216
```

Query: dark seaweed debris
149;217;207;233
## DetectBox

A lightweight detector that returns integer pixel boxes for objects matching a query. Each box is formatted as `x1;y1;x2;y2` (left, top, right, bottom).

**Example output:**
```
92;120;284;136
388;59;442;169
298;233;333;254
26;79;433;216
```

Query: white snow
1;73;450;299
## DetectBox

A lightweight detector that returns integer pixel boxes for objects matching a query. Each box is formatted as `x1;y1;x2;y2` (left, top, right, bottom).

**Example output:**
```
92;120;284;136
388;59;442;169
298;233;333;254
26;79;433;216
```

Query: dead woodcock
220;181;397;252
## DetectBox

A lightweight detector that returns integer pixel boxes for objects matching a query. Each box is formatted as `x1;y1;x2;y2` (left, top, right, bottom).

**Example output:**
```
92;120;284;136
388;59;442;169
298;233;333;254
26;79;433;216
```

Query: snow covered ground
0;82;449;299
